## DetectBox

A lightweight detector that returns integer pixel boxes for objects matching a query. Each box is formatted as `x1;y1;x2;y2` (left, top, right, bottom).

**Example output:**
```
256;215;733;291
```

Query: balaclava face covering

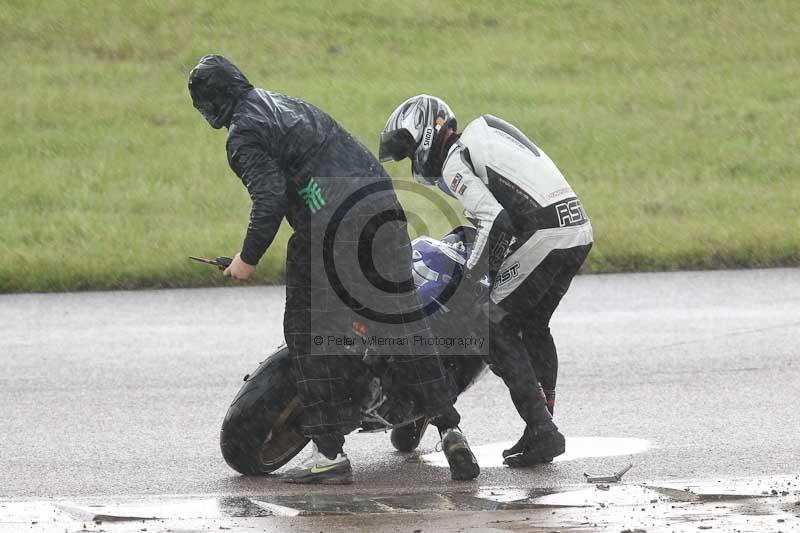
188;55;254;129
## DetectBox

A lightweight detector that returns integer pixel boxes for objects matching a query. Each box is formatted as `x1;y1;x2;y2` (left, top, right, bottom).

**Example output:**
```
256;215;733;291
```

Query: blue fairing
410;236;467;314
436;177;456;198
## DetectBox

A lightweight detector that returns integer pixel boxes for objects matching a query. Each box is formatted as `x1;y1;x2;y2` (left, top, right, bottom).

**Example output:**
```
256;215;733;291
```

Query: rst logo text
555;199;587;227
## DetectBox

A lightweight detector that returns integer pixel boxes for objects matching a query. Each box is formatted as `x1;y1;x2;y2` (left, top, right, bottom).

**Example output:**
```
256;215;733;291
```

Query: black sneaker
441;428;480;481
390;417;430;452
503;429;565;468
281;444;353;484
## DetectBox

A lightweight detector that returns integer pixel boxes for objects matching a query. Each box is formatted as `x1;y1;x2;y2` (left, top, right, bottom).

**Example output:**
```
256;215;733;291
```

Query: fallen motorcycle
209;226;488;475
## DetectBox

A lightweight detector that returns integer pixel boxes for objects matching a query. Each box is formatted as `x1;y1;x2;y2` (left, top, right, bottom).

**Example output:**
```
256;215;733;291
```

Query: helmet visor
379;129;417;162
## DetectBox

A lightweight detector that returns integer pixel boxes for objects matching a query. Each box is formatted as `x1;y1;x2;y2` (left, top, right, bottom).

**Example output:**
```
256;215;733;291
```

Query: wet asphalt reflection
1;268;799;529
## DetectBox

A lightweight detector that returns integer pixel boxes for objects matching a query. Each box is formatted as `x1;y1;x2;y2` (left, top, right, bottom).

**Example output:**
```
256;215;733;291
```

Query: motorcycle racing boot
440;428;480;481
281;443;353;485
390;416;431;452
503;427;566;468
501;389;556;460
502;382;563;465
502;426;531;459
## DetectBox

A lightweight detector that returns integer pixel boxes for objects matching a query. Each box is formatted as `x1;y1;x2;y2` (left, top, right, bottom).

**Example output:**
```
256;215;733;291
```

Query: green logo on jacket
298;177;326;214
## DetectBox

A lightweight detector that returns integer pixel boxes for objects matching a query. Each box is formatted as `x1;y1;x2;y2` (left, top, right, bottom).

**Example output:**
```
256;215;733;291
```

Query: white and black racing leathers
440;114;593;434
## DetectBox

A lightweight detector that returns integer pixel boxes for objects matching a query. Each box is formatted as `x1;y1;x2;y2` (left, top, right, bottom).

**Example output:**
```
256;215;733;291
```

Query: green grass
1;0;798;292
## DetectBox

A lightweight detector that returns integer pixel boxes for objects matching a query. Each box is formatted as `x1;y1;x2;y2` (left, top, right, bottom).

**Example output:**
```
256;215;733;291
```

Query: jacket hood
188;55;254;129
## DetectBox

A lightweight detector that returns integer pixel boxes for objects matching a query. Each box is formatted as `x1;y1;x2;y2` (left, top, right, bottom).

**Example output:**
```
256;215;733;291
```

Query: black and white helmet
379;95;456;184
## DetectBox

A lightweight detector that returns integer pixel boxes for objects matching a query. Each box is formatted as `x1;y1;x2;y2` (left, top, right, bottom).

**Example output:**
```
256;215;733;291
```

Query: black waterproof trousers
284;177;459;452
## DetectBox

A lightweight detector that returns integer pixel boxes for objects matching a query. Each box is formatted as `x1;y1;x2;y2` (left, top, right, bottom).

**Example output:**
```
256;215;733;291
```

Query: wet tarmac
1;267;799;530
421;436;652;468
2;475;798;532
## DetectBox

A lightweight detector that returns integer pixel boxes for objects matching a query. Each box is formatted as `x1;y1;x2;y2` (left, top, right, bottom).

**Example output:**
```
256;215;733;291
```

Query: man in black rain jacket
187;55;478;484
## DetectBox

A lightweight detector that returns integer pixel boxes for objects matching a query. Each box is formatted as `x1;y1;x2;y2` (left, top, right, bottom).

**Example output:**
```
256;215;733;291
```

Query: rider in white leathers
380;95;593;466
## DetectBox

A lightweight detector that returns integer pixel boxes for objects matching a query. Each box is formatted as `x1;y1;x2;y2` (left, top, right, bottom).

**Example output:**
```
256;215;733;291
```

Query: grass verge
0;0;797;292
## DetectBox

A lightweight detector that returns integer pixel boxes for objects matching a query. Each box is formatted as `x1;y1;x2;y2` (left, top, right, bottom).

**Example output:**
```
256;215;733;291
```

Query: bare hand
224;253;256;281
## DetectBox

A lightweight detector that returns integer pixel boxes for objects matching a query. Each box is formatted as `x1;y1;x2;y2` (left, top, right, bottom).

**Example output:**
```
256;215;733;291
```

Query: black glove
461;268;492;305
438;268;491;315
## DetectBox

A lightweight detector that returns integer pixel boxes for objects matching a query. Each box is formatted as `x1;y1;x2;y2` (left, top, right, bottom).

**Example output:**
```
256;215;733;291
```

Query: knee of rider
482;301;510;326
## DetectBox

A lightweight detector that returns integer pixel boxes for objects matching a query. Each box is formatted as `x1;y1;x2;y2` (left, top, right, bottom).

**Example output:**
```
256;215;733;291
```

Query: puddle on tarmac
529;484;658;507
0;501;75;523
3;478;796;530
421;436;651;468
55;497;228;522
